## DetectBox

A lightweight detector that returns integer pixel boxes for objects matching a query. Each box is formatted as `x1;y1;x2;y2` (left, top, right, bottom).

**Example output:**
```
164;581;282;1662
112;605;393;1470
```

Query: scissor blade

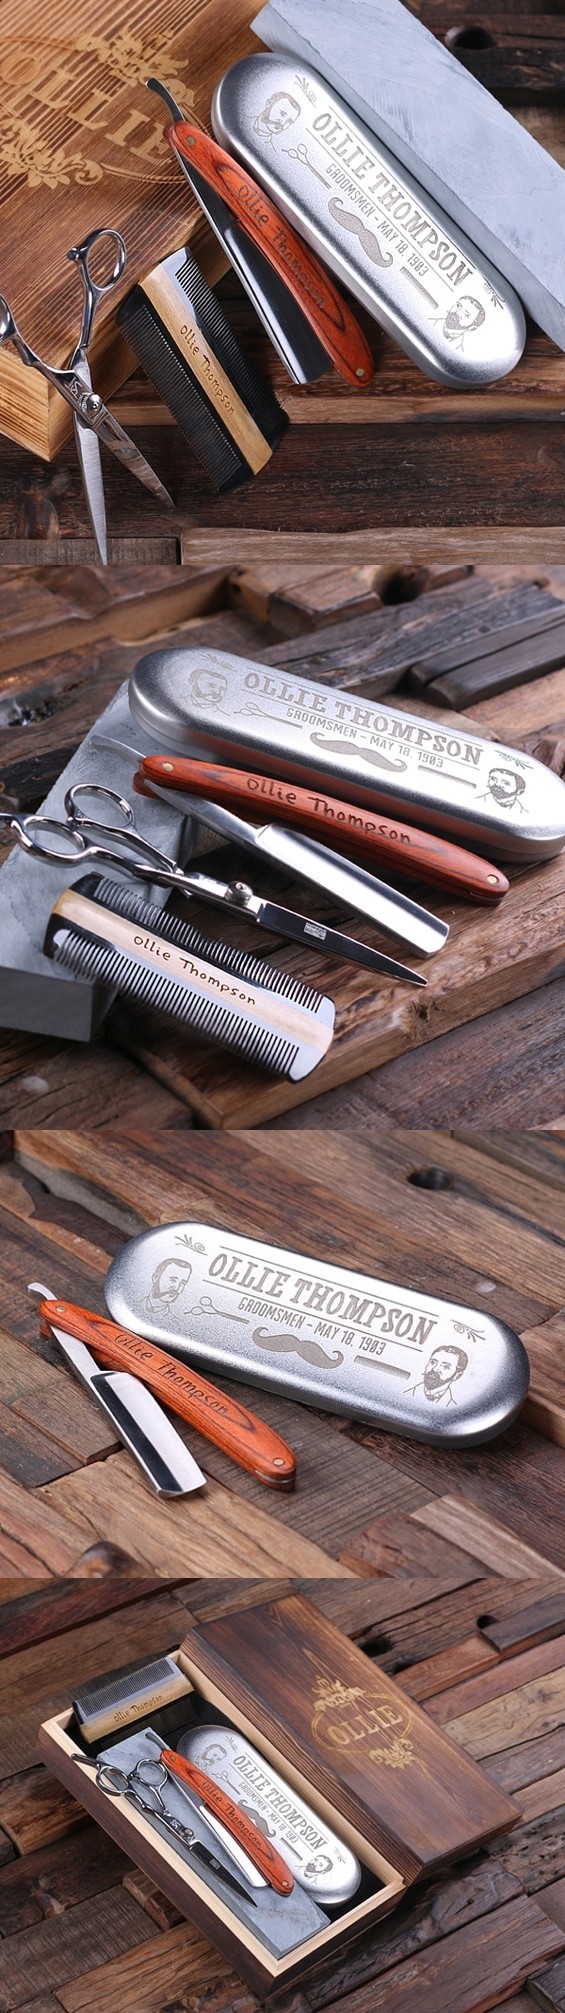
190;1839;256;1903
93;404;175;508
254;826;448;956
252;898;427;984
73;415;108;565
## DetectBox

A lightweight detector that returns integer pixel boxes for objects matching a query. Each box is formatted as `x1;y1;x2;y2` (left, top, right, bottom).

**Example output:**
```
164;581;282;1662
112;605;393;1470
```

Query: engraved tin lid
128;645;565;861
177;1723;362;1904
211;54;526;387
104;1222;530;1447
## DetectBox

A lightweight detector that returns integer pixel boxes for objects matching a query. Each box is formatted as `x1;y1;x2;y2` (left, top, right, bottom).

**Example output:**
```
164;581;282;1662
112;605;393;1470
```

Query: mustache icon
310;733;408;773
328;197;394;267
252;1326;344;1369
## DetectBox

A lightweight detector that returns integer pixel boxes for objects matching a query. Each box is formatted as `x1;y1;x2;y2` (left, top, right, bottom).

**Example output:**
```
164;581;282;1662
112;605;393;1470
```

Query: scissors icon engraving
0;229;173;561
283;143;329;185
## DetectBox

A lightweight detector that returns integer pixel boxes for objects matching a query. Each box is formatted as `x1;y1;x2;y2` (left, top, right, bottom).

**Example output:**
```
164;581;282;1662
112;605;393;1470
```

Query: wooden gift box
38;1593;519;2000
0;0;259;458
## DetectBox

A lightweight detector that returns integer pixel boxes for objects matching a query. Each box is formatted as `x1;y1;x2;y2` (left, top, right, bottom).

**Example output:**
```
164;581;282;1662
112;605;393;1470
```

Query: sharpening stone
0;685;199;1041
253;0;565;352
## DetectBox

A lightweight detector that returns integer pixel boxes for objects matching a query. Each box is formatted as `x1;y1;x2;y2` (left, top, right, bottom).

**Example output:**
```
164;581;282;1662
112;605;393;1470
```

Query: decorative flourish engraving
295;74;318;105
76;30;188;97
0;119;101;189
311;1676;415;1769
484;280;504;308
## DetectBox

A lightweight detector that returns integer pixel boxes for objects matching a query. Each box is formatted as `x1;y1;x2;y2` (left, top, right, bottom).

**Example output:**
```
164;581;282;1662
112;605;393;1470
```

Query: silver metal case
128;646;565;862
104;1222;530;1446
177;1724;361;1904
212;54;526;387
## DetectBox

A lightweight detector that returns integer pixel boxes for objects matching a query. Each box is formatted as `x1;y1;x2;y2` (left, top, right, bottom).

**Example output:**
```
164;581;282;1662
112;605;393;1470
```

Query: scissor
0;228;174;562
1;781;427;985
73;1752;256;1903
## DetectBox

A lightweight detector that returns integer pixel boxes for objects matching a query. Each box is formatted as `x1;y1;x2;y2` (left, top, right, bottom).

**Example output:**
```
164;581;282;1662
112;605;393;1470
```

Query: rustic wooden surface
0;2;564;553
4;1564;565;2010
0;1126;563;1577
1;560;564;1128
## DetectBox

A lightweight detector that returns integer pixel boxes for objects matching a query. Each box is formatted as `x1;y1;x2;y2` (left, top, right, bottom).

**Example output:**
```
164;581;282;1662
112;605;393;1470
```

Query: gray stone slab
0;685;199;1040
253;0;565;351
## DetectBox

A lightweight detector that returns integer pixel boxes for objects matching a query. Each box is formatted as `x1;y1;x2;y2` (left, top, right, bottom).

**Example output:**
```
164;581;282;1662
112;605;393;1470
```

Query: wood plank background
4;1567;565;2010
1;559;564;1128
0;1126;563;1578
0;0;564;555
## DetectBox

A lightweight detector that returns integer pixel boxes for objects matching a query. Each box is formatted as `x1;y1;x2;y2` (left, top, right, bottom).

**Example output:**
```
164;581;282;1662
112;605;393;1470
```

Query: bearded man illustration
409;1344;468;1407
253;91;301;144
434;295;486;350
144;1257;193;1317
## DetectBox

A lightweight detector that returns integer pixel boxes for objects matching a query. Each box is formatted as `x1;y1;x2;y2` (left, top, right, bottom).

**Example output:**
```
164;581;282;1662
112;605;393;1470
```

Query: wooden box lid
182;1593;519;1885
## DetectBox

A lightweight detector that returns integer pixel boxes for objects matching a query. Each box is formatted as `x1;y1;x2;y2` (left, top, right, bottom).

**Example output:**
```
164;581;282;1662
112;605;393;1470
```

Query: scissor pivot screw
228;880;253;906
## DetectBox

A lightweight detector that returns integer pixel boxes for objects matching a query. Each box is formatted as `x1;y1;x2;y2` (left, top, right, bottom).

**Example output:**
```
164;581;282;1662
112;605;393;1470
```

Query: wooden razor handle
139;754;509;903
40;1299;296;1490
160;1748;294;1893
168;121;374;388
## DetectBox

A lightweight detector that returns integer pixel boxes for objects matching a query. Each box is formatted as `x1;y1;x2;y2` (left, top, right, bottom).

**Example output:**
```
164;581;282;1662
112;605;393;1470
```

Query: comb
72;1655;191;1742
117;244;287;492
43;873;334;1081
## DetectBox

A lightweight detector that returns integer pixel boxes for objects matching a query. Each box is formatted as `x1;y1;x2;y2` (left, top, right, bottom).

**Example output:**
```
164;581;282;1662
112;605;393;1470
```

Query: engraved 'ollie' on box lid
182;1594;519;1883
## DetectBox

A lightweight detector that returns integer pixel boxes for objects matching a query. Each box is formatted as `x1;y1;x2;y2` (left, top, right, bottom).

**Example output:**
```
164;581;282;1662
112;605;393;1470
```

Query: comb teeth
118;293;247;492
79;874;322;1011
172;247;287;446
50;929;301;1079
118;249;286;492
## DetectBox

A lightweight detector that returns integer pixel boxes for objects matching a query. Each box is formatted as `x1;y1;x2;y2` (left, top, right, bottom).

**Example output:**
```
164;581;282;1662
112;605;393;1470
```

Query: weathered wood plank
38;1452;353;1577
424;1636;565;1727
289;1897;565;2013
0;1890;158;2011
397;1634;499;1702
412;1500;565;1583
445;1667;565;1760
0;1826;131;1935
296;1859;524;2010
56;1919;233;2013
481;1589;565;1655
0;1770;85;1857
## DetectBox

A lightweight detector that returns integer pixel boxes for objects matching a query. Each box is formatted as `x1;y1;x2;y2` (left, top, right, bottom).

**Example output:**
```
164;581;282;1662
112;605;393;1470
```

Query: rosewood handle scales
140;755;509;903
40;1299;296;1490
160;1748;294;1893
168;121;374;388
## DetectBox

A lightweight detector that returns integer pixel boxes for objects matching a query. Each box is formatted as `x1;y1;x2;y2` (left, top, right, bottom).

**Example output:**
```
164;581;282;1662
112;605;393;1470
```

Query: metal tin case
104;1222;530;1446
128;646;565;862
211;55;526;388
177;1724;362;1905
